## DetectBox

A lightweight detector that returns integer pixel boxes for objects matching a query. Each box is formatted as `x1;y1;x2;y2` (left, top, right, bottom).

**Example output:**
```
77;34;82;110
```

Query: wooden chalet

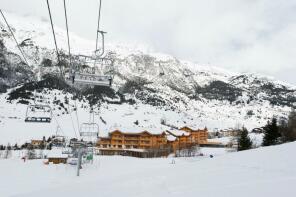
31;140;44;148
97;127;211;157
47;149;68;164
97;130;167;150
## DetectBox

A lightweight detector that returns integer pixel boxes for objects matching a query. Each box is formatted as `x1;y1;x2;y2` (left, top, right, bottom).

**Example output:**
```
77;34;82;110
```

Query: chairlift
94;30;107;57
52;136;66;147
79;123;99;138
66;1;113;88
72;73;112;87
158;62;165;76
69;55;114;87
25;104;52;123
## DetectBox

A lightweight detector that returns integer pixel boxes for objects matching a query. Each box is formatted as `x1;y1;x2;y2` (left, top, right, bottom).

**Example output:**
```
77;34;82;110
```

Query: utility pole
77;148;83;176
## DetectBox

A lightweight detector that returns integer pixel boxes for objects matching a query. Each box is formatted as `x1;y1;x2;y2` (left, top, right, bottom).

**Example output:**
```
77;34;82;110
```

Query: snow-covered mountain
0;12;295;144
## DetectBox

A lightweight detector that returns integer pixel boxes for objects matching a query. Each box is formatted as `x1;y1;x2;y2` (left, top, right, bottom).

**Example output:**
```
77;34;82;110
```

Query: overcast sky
1;0;296;85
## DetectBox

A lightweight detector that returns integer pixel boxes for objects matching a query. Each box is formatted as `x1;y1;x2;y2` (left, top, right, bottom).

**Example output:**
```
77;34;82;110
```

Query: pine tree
262;118;281;146
280;110;296;142
237;127;252;151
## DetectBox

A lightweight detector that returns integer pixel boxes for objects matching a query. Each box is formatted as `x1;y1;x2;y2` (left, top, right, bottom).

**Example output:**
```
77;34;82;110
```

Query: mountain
0;12;295;144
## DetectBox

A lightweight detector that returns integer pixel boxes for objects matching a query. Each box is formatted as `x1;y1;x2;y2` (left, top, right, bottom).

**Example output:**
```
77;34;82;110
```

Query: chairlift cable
74;98;80;133
95;0;102;52
63;0;73;76
46;0;63;76
0;10;42;79
67;102;78;138
46;0;78;139
0;9;29;66
93;0;102;68
0;10;44;81
52;112;66;137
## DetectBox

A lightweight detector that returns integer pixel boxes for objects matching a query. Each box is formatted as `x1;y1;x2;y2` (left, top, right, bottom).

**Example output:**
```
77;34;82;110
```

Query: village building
97;130;170;157
51;135;66;147
97;130;167;150
96;127;212;157
31;140;44;148
166;127;219;152
219;129;242;137
179;126;208;144
47;149;68;164
166;129;192;150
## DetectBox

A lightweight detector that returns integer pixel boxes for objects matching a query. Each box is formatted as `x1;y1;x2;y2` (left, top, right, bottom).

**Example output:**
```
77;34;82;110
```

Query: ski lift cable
93;0;104;67
0;9;29;66
1;9;44;83
46;0;63;76
94;0;106;59
74;99;80;133
52;112;66;137
1;10;43;80
46;0;78;139
63;0;73;75
67;103;78;138
95;0;102;52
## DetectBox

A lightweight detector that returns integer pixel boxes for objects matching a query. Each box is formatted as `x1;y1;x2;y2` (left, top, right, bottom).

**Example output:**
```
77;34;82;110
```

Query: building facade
179;127;208;144
97;130;167;150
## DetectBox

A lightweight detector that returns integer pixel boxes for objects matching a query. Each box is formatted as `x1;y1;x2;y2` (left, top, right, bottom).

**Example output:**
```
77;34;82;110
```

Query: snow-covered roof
47;148;68;159
166;130;190;137
99;148;146;152
166;134;177;142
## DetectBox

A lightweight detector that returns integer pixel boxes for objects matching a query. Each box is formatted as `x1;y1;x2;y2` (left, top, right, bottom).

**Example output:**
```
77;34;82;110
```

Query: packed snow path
0;143;295;197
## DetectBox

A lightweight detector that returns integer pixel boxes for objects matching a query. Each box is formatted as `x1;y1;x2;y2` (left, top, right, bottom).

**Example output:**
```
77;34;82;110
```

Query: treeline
237;110;296;151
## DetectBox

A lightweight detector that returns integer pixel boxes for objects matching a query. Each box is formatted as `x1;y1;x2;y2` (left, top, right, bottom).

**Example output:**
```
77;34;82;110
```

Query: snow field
0;143;295;197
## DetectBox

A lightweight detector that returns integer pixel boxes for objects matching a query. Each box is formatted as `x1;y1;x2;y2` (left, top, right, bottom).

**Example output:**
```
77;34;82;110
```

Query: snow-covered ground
0;143;295;197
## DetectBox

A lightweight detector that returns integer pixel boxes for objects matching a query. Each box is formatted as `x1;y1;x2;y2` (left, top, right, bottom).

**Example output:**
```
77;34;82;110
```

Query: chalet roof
166;134;177;142
99;137;111;140
180;126;194;131
166;130;190;137
109;130;166;136
31;140;43;142
180;126;208;132
47;148;68;159
99;148;146;152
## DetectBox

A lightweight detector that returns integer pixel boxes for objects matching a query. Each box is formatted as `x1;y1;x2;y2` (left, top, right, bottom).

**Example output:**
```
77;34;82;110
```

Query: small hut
47;149;68;164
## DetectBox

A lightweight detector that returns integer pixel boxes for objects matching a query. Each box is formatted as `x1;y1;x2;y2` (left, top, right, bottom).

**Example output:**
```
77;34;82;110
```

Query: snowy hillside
0;11;296;144
0;142;295;197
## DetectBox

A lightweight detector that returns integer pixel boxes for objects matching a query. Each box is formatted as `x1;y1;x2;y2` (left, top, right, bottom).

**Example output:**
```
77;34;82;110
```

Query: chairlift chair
158;62;165;76
52;135;66;147
72;72;112;87
79;123;99;138
69;54;114;87
25;104;52;123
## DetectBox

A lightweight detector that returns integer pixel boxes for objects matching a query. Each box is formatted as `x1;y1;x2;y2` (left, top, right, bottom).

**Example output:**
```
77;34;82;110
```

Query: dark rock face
0;39;34;93
1;35;296;112
7;74;72;101
230;74;296;107
194;80;243;103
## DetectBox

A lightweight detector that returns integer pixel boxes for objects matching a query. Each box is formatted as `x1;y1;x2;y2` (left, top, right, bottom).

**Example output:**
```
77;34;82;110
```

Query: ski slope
0;143;295;197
